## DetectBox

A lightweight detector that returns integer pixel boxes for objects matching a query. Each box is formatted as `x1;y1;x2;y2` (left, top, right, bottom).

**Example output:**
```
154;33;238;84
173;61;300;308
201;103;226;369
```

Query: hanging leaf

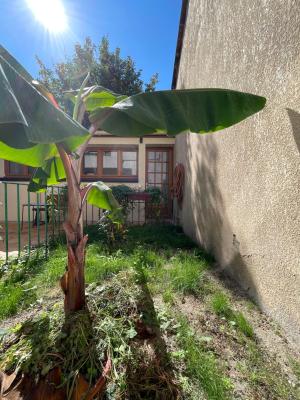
0;48;89;166
85;181;120;212
28;158;66;192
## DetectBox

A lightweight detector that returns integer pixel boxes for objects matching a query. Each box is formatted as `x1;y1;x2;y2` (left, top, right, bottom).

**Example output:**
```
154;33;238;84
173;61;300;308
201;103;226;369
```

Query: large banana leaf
89;89;266;136
0;46;89;166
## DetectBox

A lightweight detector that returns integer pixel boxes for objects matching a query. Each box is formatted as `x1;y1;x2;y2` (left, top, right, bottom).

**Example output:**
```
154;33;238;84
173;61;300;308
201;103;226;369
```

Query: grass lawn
0;224;299;399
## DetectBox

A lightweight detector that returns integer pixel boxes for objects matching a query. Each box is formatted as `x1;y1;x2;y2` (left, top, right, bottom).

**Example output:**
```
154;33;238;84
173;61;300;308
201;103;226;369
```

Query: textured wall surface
175;0;300;347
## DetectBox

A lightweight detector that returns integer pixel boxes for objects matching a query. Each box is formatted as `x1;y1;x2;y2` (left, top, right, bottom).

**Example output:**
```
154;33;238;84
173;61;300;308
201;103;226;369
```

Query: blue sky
0;0;182;89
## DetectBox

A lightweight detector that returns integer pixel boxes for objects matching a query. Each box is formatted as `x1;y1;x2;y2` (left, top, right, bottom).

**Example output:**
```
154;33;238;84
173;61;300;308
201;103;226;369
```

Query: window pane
155;163;162;173
123;151;137;161
83;152;97;175
148;162;155;173
9;162;23;176
148;173;155;184
122;161;137;176
155;175;162;184
103;151;118;175
156;152;163;161
122;151;137;176
148;151;155;160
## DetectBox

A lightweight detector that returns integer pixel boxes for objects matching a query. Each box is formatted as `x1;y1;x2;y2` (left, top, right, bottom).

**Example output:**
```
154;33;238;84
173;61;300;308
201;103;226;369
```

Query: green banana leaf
28;158;66;192
29;166;121;216
85;181;123;220
86;181;120;211
89;88;266;136
65;85;127;112
0;134;89;168
0;46;89;165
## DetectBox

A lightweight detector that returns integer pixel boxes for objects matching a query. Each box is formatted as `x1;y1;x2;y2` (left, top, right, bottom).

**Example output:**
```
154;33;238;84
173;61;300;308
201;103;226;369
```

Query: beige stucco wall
175;0;300;347
0;135;175;222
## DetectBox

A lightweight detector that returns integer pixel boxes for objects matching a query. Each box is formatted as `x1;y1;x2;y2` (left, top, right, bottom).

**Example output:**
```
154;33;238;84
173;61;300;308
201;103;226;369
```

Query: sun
26;0;68;33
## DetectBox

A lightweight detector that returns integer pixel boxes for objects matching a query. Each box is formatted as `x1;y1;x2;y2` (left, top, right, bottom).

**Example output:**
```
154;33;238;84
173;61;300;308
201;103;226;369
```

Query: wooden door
146;147;173;219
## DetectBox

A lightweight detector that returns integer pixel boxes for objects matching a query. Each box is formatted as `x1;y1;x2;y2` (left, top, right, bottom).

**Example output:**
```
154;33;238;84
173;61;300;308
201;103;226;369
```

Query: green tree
36;37;159;107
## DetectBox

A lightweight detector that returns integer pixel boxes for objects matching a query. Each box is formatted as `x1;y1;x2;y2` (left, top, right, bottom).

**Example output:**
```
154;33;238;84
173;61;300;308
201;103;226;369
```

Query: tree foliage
36;37;159;106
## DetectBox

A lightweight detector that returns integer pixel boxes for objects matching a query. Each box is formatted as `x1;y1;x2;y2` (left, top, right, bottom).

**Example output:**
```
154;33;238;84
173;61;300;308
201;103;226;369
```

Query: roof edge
171;0;189;89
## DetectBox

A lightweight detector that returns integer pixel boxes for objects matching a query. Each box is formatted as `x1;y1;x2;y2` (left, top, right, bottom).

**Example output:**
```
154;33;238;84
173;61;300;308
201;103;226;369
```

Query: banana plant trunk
57;144;88;313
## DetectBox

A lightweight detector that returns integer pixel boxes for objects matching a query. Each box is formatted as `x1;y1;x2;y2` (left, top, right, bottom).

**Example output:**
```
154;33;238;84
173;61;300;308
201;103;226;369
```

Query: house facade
173;0;300;347
0;132;175;222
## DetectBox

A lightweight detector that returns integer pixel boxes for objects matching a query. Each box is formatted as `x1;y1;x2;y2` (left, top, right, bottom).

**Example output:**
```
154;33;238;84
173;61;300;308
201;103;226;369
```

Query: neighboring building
0;132;175;222
173;0;300;347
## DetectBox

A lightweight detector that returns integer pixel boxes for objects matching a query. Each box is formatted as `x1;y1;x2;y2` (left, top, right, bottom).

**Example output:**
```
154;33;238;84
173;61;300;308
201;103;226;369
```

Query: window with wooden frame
4;161;35;179
82;147;138;181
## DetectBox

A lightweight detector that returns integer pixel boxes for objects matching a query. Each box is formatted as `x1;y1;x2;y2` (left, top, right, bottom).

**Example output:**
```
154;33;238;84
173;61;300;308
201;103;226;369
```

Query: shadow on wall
286;108;300;154
182;132;261;302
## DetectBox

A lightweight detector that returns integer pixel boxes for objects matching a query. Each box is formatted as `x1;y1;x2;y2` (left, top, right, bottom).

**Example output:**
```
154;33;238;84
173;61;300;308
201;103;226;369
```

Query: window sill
1;176;139;184
81;176;138;183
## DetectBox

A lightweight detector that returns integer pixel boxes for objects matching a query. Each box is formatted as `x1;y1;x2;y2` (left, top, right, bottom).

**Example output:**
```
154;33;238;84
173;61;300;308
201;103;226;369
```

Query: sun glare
26;0;68;33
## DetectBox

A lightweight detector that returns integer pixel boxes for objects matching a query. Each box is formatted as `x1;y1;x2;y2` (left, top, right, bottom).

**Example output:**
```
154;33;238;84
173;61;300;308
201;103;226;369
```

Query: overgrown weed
170;252;209;295
157;307;233;400
211;292;254;338
242;340;297;399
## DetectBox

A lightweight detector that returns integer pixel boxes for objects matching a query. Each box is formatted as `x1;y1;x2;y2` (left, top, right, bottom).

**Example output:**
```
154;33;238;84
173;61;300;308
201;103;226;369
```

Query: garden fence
0;182;169;264
0;182;102;264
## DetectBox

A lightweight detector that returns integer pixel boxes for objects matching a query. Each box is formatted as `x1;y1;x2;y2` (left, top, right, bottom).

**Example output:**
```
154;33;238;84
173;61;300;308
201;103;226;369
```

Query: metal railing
0;182;102;264
0;182;172;264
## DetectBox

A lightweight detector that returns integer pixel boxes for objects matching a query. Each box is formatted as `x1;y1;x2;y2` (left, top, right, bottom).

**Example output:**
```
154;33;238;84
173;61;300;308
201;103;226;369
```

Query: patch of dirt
0;308;38;332
157;294;256;399
0;288;62;332
211;271;300;384
154;271;300;400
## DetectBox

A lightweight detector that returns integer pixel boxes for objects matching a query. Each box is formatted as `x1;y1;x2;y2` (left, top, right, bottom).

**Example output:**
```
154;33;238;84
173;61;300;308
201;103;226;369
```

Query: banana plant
0;45;266;313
